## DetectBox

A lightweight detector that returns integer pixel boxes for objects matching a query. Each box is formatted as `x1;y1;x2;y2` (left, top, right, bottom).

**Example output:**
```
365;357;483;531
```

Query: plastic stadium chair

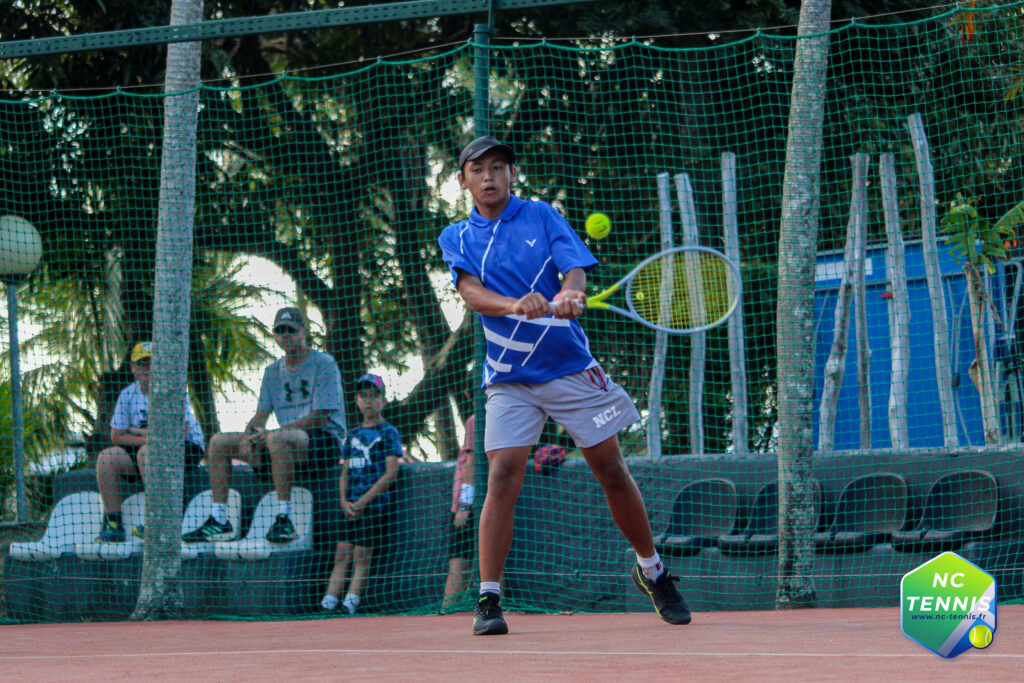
213;487;313;561
892;469;999;553
815;473;909;552
8;491;105;561
719;479;822;555
75;492;146;560
180;488;242;559
654;478;738;557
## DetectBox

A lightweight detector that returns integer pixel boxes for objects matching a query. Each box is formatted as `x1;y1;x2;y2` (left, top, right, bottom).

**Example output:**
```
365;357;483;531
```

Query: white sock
342;593;360;614
279;501;291;517
321;594;339;611
637;552;665;581
212;503;228;525
479;582;501;596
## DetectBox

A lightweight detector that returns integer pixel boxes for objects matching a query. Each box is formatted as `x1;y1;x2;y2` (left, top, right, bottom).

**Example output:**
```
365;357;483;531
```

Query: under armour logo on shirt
525;239;536;247
284;380;311;402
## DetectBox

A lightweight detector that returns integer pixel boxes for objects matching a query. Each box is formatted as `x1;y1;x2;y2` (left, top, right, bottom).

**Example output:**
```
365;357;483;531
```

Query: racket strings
629;251;737;331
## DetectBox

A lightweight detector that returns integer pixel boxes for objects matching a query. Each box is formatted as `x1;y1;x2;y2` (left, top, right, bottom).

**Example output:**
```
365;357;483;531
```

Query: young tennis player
438;136;691;635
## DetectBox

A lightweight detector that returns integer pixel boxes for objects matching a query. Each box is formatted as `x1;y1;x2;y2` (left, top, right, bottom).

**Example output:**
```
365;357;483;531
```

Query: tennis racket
551;245;742;334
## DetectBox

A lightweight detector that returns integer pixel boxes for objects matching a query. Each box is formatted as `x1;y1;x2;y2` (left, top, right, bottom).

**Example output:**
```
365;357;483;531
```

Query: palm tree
775;0;832;610
133;0;204;620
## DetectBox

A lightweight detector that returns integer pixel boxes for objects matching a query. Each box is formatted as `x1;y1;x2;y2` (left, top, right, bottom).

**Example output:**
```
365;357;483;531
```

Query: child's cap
355;373;386;394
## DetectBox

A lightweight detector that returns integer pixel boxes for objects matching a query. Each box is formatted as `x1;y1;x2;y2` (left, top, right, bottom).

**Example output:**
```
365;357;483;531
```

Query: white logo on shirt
347;434;381;469
525;239;536;247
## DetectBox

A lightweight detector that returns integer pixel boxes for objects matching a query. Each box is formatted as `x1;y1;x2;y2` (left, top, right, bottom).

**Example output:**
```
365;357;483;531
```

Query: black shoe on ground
265;513;298;543
182;516;235;542
631;564;692;625
472;592;508;635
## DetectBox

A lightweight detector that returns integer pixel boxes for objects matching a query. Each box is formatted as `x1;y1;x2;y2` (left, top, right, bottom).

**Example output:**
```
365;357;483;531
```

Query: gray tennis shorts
484;366;640;451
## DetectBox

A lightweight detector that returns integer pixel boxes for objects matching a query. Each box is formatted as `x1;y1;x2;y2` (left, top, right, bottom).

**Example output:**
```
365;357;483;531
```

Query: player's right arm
456;269;549;320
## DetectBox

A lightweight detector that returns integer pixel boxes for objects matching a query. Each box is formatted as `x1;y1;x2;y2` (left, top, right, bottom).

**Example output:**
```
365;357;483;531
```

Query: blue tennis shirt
439;195;599;386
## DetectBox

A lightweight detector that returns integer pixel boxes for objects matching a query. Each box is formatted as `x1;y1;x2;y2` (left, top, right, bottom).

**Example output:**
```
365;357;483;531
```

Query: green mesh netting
2;4;1024;623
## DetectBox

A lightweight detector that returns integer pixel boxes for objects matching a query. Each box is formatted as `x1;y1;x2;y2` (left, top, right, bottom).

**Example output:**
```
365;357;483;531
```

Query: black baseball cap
273;307;305;333
458;135;516;170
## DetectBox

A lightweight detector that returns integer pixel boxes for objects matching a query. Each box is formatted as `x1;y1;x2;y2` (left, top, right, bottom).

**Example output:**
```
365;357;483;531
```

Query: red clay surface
2;606;1021;681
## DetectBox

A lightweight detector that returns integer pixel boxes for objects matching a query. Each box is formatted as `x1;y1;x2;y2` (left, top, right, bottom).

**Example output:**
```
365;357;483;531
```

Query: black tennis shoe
472;592;508;635
631;564;692;625
182;516;235;542
265;513;298;543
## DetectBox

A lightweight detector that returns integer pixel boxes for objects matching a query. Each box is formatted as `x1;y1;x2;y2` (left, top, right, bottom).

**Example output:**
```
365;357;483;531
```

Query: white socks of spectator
212;503;228;526
637;552;665;581
279;501;291;517
479;581;501;596
321;593;360;613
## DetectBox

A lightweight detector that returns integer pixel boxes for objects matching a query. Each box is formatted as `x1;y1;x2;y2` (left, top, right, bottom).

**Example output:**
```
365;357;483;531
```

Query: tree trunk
775;0;831;610
132;0;203;620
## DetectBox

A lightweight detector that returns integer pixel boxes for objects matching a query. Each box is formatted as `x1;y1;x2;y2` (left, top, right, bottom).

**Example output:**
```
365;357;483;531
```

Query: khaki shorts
484;366;640;451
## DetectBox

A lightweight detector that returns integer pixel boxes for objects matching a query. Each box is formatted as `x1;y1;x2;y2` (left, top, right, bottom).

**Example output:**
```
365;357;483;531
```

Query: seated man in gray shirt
184;306;346;543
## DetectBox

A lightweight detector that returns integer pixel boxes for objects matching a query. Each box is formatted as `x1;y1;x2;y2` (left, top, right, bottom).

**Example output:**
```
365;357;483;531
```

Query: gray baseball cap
458;135;516;169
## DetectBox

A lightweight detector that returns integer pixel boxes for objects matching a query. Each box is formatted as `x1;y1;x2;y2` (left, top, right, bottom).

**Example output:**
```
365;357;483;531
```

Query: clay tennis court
2;605;1020;681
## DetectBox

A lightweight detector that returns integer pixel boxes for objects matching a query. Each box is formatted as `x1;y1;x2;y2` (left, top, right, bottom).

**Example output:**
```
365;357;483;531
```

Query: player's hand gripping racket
551;245;742;334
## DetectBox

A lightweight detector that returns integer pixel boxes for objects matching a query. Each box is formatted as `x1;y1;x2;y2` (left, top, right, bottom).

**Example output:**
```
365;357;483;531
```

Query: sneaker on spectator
182;516;235;543
472;592;508;635
95;519;125;543
630;564;692;625
265;513;298;543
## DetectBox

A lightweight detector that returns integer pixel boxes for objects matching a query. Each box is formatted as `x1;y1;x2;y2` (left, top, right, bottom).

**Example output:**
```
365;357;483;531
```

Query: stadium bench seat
213;488;316;616
74;492;146;561
815;472;909;552
718;479;822;555
180;488;242;559
654;478;738;556
7;491;105;561
892;469;999;553
213;487;313;560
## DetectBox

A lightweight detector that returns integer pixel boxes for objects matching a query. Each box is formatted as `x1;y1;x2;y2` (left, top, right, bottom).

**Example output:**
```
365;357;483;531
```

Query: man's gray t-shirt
257;350;346;440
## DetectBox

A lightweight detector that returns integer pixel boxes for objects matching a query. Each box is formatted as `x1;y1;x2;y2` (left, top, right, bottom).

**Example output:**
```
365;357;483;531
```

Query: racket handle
549;298;586;312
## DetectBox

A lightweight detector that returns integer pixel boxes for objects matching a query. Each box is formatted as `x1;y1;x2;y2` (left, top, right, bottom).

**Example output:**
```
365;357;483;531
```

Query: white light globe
0;215;42;275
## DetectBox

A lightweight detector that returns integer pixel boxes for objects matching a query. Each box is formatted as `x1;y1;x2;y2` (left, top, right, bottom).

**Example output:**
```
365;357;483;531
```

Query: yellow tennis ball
585;212;611;240
968;624;993;648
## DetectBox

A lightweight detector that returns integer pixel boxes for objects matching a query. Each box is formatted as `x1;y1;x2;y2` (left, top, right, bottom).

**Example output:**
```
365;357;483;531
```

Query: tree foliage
2;0;1024;475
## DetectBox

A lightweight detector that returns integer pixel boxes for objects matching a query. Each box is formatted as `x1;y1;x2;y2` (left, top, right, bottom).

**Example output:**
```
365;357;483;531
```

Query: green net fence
2;3;1024;623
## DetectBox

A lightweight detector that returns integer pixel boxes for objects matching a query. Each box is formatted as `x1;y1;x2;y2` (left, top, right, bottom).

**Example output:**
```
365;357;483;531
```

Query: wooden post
722;152;748;452
677;173;705;456
879;154;910;449
851;154;871;449
646;172;673;458
818;155;869;453
909;113;959;447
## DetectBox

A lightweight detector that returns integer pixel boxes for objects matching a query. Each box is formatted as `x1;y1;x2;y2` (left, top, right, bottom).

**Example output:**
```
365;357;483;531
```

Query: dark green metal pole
471;16;494;521
472;22;494;137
